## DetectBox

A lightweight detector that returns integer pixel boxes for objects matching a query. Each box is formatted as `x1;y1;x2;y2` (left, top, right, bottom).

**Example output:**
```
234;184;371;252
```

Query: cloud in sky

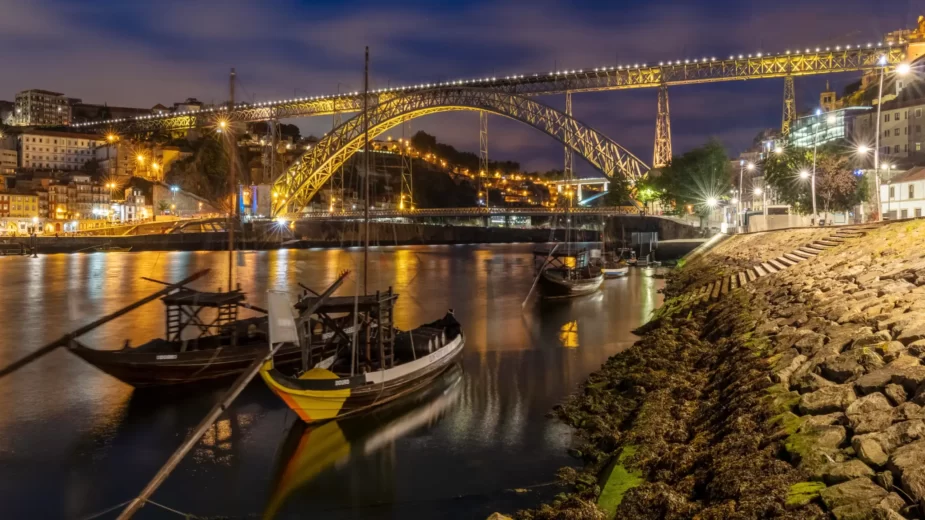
0;0;921;172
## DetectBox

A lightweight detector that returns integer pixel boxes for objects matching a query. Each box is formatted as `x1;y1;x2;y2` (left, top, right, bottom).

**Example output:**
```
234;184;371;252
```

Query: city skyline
0;0;922;172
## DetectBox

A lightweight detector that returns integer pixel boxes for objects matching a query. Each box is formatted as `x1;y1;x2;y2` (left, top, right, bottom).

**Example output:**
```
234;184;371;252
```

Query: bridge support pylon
479;111;488;207
652;82;672;169
782;74;796;137
400;121;413;210
564;91;574;181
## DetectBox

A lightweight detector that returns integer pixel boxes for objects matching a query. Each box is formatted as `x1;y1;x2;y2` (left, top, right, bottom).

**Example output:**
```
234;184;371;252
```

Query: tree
164;136;231;207
762;144;868;218
652;139;732;215
815;153;864;220
80;159;101;177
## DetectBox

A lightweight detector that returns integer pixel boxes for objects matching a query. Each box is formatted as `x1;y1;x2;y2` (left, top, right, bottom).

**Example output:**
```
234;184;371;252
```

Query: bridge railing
290;206;643;219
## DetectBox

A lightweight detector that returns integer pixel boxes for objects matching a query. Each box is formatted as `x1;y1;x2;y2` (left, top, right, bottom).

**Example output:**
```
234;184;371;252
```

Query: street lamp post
873;60;911;221
738;161;754;230
754;187;766;216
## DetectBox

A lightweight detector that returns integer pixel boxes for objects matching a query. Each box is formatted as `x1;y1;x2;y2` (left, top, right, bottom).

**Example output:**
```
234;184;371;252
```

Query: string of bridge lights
72;41;902;130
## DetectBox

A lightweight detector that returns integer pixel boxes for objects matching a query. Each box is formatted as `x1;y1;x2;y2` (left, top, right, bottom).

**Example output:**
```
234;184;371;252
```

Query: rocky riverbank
521;221;925;520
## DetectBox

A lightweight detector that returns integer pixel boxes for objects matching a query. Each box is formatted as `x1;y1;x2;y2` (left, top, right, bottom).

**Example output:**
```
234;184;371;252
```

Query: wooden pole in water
116;271;349;520
0;270;210;381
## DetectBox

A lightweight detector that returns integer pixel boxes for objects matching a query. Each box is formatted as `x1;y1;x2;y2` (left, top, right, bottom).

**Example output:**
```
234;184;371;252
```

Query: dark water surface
0;245;663;519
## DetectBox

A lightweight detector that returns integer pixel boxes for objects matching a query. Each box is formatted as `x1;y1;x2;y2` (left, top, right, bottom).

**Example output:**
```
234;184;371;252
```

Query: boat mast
363;47;370;295
227;67;236;292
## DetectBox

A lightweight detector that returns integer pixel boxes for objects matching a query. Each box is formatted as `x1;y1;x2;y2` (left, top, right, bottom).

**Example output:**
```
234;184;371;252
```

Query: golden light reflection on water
0;245;664;518
559;320;579;348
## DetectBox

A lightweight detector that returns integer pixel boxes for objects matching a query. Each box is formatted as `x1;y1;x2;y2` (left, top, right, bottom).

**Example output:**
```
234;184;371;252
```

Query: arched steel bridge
72;45;905;134
271;88;648;215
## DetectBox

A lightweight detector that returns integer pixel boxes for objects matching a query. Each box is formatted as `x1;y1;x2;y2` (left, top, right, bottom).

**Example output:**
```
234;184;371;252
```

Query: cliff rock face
522;221;925;520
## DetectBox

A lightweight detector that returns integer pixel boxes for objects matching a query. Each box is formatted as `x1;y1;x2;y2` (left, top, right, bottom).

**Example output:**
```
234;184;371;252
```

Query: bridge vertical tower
400;121;413;210
652;82;672;168
479;111;488;206
782;74;796;137
564;91;574;181
331;93;344;211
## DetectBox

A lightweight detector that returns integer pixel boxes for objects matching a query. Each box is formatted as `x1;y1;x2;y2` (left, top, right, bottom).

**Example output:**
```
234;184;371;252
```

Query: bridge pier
653;81;672;168
782;74;796;137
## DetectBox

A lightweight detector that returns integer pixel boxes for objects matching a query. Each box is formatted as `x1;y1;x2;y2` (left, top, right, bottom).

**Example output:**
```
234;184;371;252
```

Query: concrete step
711;281;721;300
738;271;748;287
815;239;840;247
721;276;730;295
776;256;796;267
730;274;739;290
747;269;758;282
792;249;815;259
801;246;823;254
754;264;768;277
762;261;779;274
783;253;804;263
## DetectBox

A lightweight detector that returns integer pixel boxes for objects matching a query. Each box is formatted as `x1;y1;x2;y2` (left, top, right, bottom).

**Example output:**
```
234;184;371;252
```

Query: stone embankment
521;221;925;520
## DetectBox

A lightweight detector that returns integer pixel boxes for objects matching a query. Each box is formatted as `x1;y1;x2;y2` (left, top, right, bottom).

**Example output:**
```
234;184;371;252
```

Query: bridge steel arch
272;88;649;215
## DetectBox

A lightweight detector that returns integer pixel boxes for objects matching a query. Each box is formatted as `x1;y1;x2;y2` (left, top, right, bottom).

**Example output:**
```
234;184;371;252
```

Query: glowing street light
799;170;810;180
774;146;783;155
857;145;870;155
705;197;718;207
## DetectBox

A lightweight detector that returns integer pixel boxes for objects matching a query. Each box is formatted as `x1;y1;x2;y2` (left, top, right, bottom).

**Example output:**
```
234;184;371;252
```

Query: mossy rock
770;411;804;436
786;481;826;506
597;445;644;518
767;384;801;413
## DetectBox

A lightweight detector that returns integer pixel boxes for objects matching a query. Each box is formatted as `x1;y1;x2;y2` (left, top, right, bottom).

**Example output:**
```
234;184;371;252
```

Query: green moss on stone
786;481;826;506
770;412;804;436
597;445;644;518
767;384;801;414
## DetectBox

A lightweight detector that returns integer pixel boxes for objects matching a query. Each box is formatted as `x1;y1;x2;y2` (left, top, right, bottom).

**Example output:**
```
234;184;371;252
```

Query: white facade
18;131;105;171
880;167;925;220
855;101;925;160
13;89;70;126
0;149;16;174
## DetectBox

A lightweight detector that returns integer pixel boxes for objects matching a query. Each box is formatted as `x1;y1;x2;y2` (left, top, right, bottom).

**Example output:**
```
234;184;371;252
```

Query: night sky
1;0;923;174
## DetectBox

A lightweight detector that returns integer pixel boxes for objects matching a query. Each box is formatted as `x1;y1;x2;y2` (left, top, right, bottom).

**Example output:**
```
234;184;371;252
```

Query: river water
0;245;662;519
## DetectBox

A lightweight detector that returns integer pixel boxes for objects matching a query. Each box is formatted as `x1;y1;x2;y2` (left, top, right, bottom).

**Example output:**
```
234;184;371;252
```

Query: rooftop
887;166;925;184
17;89;65;97
18;129;106;141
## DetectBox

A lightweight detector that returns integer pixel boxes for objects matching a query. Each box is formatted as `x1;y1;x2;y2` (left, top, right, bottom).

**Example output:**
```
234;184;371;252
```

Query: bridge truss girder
75;47;905;135
271;88;649;215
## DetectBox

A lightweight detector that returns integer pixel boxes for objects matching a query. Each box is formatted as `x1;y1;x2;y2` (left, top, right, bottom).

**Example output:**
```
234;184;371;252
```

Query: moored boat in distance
260;288;465;424
534;247;604;298
93;244;132;253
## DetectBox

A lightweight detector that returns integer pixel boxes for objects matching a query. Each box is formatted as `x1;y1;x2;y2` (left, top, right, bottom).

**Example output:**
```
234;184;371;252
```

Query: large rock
822;350;886;384
891;365;925;393
898;323;925;344
846;393;893;416
884;384;908;405
825;324;874;351
855;356;922;394
823;459;875;485
773;349;806;387
794;333;826;355
877;312;925;333
879;280;915;296
819;477;889;520
800;385;857;415
851;331;894;349
850;411;895;434
888;440;925;503
894;402;925;421
792;372;836;393
861;420;925;455
854;436;889;466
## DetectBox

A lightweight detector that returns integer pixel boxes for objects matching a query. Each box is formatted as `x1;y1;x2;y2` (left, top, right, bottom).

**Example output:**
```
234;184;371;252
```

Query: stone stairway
680;227;872;307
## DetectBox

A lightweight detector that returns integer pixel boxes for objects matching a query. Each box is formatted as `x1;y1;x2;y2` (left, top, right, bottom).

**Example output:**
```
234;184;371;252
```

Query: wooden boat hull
260;332;465;424
68;340;330;387
538;269;604;298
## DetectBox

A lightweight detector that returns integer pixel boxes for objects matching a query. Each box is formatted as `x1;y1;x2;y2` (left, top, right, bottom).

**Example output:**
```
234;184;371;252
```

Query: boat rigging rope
81;498;197;520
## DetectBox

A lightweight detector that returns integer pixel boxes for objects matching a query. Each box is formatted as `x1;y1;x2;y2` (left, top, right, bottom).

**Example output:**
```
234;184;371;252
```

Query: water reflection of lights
559;320;579;348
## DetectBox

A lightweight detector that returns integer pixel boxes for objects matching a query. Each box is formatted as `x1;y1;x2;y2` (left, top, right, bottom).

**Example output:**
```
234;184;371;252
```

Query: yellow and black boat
263;364;463;518
260;288;465;424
